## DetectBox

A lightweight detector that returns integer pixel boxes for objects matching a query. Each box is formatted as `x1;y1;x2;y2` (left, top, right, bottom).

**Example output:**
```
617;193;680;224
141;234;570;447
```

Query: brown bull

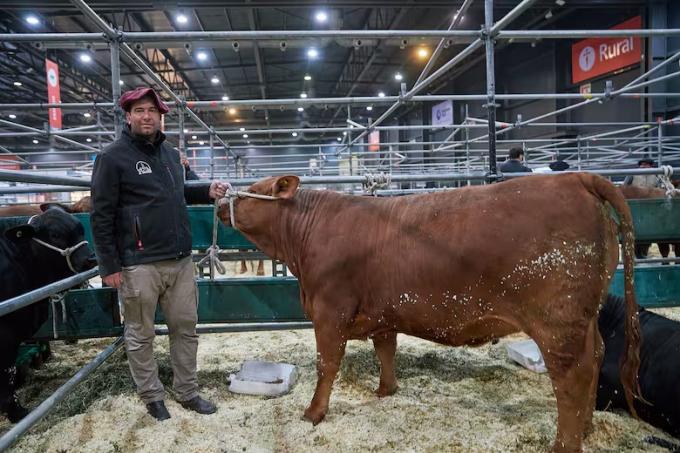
219;173;642;453
0;196;91;218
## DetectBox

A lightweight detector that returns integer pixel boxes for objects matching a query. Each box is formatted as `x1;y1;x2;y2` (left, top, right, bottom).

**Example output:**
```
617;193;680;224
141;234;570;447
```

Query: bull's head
218;175;299;232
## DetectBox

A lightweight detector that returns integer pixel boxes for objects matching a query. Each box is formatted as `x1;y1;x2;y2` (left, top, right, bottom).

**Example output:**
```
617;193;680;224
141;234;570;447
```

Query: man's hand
103;272;123;288
209;181;228;199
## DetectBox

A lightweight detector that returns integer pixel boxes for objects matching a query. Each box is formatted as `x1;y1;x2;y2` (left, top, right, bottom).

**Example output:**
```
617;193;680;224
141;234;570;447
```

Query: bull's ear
272;175;300;199
40;203;73;213
5;224;36;243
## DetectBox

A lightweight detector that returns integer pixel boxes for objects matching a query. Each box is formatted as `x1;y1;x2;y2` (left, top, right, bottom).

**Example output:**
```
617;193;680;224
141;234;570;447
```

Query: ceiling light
315;11;328;23
196;51;208;61
417;47;429;59
26;15;40;26
221;95;229;101
119;80;124;86
304;74;312;81
175;14;188;25
242;134;248;138
8;114;16;119
300;93;307;98
86;138;93;142
83;112;91;118
297;107;304;112
366;106;373;111
192;135;197;139
343;131;347;136
307;48;319;59
555;0;565;5
211;76;219;84
545;10;553;19
239;127;245;131
79;53;92;63
229;108;237;115
292;132;298;137
378;91;385;98
199;141;205;145
336;137;342;141
32;139;39;144
183;128;188;133
13;81;22;87
394;73;403;81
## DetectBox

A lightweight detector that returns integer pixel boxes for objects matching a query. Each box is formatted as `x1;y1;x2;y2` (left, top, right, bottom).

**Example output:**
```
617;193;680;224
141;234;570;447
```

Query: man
91;87;227;421
499;147;532;173
623;158;661;188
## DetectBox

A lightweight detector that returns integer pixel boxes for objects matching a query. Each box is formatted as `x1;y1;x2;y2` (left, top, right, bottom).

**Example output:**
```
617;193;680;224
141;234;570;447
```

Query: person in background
91;87;227;421
623;158;661;188
499;147;533;173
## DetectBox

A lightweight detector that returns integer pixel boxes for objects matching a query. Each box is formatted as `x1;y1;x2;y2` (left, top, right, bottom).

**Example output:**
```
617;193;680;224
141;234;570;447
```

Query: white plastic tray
505;339;547;373
228;360;298;396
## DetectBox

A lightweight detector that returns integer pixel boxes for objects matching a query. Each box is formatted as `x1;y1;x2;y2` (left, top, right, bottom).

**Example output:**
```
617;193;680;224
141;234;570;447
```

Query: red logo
571;16;642;84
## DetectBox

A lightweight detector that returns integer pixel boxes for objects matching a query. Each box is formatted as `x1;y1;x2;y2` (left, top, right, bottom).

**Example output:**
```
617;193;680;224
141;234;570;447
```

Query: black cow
597;294;680;439
0;206;95;422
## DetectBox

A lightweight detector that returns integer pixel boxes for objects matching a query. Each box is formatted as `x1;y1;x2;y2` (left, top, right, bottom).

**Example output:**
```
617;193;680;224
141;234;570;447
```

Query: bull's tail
586;173;644;418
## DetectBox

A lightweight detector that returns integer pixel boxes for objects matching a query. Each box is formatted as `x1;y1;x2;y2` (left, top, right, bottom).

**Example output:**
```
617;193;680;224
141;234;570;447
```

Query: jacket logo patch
136;161;152;175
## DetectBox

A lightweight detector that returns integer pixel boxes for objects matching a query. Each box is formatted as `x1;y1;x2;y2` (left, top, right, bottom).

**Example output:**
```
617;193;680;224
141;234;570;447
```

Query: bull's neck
243;189;328;276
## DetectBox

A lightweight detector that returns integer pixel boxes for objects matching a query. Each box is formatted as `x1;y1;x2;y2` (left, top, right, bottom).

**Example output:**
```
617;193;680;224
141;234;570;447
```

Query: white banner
431;100;453;127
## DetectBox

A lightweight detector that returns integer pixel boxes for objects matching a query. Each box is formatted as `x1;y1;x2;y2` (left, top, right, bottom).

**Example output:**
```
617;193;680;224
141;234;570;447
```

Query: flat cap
119;87;170;114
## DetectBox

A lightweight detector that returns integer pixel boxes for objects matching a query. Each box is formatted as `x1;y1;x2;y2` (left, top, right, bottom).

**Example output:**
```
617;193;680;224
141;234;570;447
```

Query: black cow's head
4;206;96;274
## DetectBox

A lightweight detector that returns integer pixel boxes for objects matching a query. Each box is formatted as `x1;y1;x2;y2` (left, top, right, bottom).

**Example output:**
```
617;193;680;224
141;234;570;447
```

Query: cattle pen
2;0;680;452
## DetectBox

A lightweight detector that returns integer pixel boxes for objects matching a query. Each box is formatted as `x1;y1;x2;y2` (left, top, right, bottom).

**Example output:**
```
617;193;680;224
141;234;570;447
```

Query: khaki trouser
120;256;199;404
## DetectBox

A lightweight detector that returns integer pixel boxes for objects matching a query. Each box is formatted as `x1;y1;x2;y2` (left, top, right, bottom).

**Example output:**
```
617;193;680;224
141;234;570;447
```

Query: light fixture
292;132;298;137
86;138;93;143
315;11;328;23
304;74;312;81
8;114;16;119
221;95;229;101
83;112;91;118
175;14;188;25
25;15;40;26
32;139;39;144
394;73;403;81
229;108;237;115
343;131;347;136
242;134;248;138
300;93;307;98
211;76;219;84
119;80;124;86
239;127;245;132
545;10;553;19
13;81;22;87
79;53;92;63
183;128;188;133
336;137;342;141
307;48;319;59
366;106;373;111
378;91;385;98
417;47;429;59
297;107;304;112
196;51;208;61
191;135;197;139
199;141;205;145
555;0;565;5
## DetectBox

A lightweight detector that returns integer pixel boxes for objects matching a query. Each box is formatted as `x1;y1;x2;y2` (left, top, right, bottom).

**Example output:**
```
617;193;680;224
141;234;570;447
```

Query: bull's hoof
303;406;326;425
239;266;248;274
375;384;398;397
256;270;265;276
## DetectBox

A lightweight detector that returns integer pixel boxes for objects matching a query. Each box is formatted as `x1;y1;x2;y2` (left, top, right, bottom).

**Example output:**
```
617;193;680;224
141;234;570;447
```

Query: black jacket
91;129;211;277
499;159;532;173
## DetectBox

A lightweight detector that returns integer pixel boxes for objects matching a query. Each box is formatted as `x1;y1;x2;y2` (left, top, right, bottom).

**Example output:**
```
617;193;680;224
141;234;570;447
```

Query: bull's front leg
304;322;347;425
372;332;398;397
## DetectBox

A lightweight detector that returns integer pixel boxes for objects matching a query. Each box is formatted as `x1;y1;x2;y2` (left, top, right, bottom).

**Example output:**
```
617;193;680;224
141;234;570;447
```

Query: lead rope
658;165;680;198
196;197;227;280
49;292;68;339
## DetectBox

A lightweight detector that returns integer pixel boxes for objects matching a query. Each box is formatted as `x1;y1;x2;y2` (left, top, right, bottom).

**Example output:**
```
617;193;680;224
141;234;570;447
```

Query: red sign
45;58;62;130
0;154;22;170
368;130;380;152
571;16;642;84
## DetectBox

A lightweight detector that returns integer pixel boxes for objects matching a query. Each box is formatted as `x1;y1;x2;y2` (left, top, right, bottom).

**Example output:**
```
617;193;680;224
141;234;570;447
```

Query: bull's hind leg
372;332;398;397
304;322;347;425
536;317;601;453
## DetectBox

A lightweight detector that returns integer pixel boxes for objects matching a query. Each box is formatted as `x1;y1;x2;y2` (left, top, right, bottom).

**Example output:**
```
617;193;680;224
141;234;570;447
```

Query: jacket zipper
134;215;144;250
165;163;182;255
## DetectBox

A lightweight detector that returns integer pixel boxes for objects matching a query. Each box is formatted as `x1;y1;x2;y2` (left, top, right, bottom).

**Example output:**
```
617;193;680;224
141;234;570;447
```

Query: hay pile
3;317;679;452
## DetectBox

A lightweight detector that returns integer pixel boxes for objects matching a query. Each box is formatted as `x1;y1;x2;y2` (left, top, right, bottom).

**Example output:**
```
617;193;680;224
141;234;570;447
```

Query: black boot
179;395;217;415
145;400;171;421
1;394;30;423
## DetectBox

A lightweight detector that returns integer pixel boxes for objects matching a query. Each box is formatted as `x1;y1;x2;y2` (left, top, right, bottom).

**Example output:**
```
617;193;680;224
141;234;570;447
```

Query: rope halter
218;183;280;231
363;172;392;195
658;165;680;198
28;215;89;274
